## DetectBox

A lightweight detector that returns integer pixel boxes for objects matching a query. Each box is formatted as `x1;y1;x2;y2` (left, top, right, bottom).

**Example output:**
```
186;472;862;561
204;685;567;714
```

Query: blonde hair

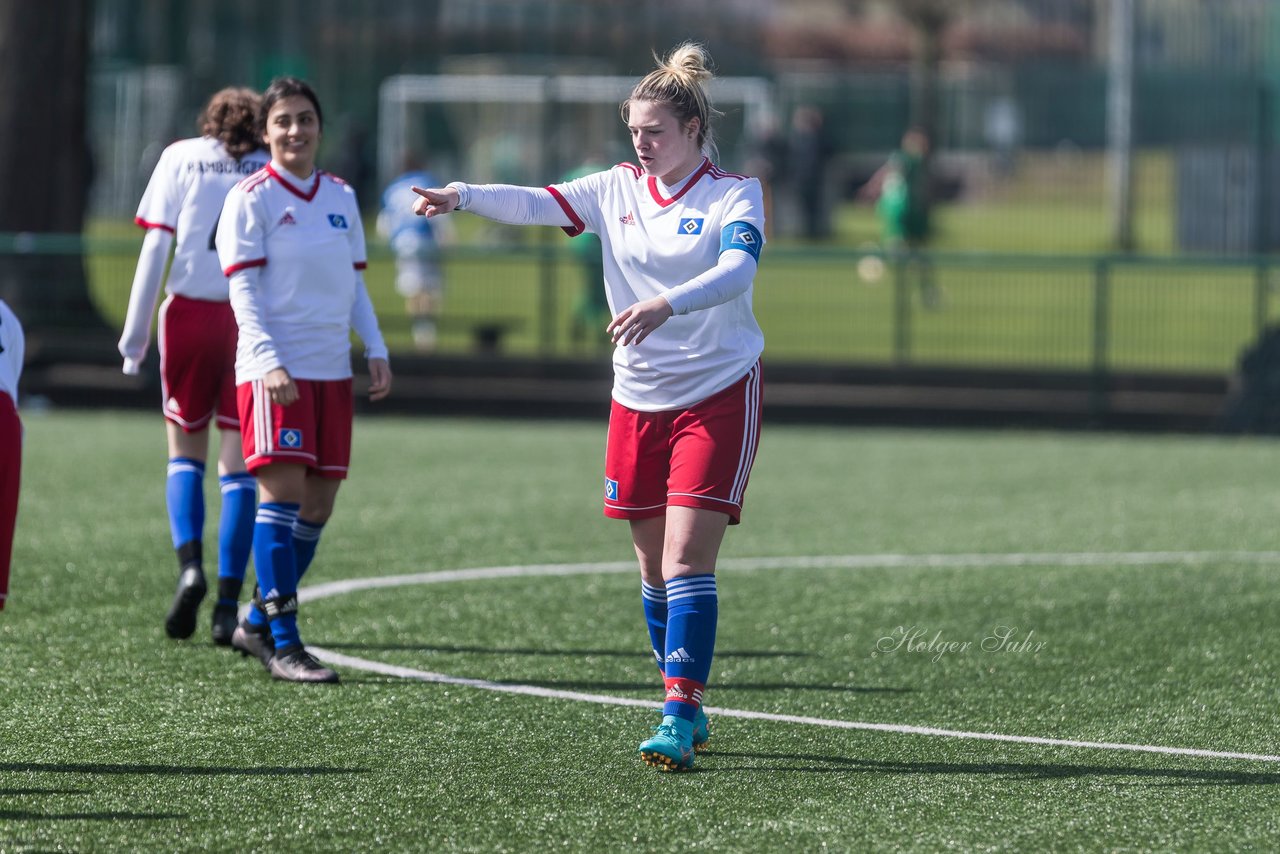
199;87;262;160
622;42;723;157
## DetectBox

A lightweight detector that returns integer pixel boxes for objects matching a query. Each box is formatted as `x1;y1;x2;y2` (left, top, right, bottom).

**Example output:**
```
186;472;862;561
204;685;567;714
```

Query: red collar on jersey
647;158;712;208
266;163;321;202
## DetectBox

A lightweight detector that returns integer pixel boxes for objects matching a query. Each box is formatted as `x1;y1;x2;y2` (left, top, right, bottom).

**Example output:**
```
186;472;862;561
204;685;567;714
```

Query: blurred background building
82;0;1280;249
5;0;1280;428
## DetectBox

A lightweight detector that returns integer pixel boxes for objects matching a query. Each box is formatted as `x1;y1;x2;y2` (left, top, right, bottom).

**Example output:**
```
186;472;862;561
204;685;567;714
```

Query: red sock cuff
663;676;704;708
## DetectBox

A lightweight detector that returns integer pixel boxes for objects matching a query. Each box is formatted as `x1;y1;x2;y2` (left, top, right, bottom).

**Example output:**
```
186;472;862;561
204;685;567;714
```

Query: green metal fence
5;232;1274;378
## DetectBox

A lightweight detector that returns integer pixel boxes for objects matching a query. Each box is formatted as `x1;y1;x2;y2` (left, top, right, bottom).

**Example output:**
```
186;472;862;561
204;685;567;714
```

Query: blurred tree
0;0;108;347
896;0;950;143
839;0;972;144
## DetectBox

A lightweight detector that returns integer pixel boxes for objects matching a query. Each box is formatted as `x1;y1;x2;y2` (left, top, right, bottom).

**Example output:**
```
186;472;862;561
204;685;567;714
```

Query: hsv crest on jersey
605;478;619;500
278;211;297;226
328;214;348;229
679;218;704;235
277;428;304;448
733;227;756;246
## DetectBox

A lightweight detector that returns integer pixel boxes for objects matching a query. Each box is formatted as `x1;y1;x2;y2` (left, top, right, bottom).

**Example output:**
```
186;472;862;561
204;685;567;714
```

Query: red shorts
159;295;239;432
236;378;353;478
0;393;20;609
604;362;762;524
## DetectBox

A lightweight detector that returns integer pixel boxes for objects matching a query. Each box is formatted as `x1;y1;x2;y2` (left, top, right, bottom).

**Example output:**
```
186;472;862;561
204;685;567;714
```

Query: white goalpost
376;73;776;189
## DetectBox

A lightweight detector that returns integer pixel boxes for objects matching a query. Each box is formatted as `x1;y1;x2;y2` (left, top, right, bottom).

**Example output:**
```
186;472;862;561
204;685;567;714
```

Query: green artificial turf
4;411;1280;851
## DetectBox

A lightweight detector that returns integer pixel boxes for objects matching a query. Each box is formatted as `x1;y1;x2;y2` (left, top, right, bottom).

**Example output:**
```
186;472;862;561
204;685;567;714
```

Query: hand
264;367;298;407
607;296;674;347
367;358;392;402
411;186;459;218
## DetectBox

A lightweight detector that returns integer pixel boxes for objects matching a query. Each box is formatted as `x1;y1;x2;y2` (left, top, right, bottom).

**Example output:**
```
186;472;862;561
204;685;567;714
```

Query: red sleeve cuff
545;186;586;237
134;217;175;234
223;258;267;275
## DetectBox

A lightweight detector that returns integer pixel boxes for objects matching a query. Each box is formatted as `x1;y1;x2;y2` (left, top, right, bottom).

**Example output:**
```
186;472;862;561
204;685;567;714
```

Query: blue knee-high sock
252;502;301;650
166;457;206;553
217;474;256;602
292;518;325;581
641;581;668;675
662;574;718;723
246;513;319;628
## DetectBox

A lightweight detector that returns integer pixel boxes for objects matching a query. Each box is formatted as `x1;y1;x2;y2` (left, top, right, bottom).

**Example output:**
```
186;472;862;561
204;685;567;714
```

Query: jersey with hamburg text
134;136;269;301
217;164;384;383
547;158;765;411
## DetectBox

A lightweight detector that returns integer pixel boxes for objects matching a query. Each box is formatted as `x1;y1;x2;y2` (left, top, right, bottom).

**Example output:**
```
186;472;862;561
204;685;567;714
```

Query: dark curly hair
198;87;262;160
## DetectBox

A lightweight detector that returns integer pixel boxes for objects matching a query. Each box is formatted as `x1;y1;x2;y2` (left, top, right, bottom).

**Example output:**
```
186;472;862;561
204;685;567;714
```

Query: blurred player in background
412;43;764;771
378;153;452;351
0;299;24;612
862;126;940;307
561;154;612;353
117;87;268;645
217;77;392;683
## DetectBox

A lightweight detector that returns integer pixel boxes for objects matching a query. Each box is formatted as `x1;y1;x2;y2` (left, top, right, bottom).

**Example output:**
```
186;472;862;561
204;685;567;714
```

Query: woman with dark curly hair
118;87;268;647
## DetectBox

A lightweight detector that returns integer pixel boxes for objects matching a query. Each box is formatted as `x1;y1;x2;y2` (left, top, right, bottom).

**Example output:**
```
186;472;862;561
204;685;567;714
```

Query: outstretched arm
412;183;574;228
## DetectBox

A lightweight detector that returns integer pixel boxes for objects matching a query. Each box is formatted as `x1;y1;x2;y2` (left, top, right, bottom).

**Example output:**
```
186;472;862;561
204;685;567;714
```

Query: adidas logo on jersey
278;211;297;226
619;212;635;225
665;647;695;663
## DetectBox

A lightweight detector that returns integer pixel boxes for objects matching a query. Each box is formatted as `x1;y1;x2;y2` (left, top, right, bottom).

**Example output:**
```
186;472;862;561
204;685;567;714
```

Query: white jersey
547;158;765;410
118;138;270;373
135;137;270;301
0;299;23;405
217;163;386;383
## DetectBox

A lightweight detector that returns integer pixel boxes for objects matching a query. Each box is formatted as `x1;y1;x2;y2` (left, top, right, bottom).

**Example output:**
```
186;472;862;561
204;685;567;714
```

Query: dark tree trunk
0;0;110;355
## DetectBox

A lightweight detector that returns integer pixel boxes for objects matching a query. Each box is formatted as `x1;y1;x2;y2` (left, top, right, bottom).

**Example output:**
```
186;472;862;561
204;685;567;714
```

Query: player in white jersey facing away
0;299;24;612
117;88;269;645
217;77;392;683
412;43;764;770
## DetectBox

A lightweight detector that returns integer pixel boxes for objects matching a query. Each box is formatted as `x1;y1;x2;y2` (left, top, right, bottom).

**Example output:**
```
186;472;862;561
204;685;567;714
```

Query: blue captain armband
720;221;763;261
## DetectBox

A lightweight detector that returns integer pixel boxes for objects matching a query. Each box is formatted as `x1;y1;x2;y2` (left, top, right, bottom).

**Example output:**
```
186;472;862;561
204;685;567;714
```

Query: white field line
299;551;1280;604
302;552;1280;765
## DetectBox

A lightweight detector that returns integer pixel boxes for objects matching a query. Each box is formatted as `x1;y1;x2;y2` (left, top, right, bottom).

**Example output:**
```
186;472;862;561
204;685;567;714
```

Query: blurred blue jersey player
378;156;450;351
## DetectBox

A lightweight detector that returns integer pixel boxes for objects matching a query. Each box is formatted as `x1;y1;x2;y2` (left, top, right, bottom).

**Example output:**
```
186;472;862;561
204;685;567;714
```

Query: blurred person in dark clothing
787;105;833;240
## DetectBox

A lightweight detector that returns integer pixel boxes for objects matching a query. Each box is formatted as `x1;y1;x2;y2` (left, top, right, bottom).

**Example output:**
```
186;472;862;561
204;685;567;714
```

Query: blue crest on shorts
277;428;303;449
605;478;619;501
678;218;704;235
328;214;348;229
